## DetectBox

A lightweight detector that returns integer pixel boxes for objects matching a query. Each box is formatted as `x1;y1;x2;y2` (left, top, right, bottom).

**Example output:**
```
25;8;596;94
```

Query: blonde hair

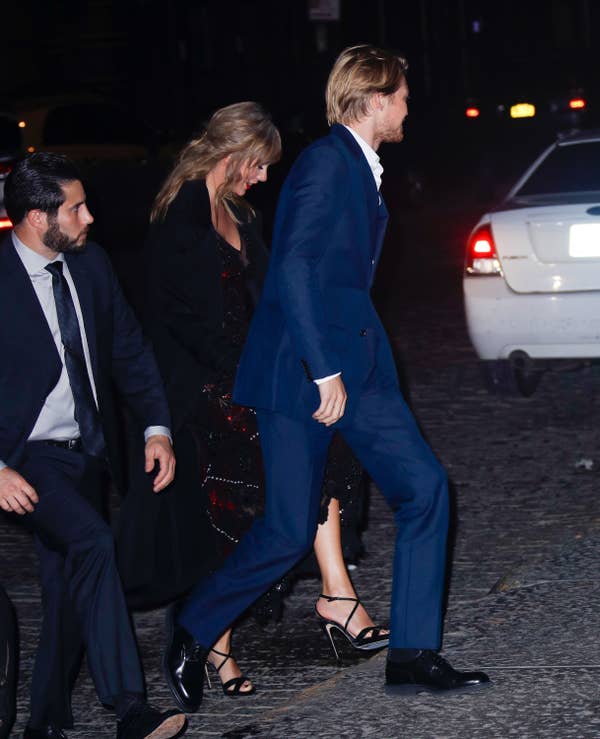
151;101;281;223
326;45;408;126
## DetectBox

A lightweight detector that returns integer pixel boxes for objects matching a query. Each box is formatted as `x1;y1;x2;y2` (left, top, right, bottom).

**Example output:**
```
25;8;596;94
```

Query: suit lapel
373;195;389;269
330;125;384;273
65;252;100;381
0;237;59;364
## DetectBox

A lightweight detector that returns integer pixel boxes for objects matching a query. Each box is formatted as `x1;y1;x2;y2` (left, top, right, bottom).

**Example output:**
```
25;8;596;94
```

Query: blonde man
165;45;489;703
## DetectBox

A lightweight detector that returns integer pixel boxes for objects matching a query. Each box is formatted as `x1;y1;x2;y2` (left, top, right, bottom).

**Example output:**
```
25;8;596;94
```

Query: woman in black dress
118;102;387;696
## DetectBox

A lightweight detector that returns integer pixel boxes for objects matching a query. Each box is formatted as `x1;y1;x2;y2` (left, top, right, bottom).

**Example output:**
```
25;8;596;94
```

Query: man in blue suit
0;154;185;738
166;45;489;706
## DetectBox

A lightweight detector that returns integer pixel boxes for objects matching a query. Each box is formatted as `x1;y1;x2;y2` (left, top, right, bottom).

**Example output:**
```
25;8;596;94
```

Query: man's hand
313;375;347;426
144;435;176;493
0;467;39;515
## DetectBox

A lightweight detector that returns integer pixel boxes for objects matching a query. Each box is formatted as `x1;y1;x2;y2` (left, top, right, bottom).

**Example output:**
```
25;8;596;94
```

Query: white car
464;129;600;395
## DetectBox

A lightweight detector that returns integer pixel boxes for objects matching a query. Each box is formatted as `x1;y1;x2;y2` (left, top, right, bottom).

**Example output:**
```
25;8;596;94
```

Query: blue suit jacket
233;124;399;422
0;235;170;489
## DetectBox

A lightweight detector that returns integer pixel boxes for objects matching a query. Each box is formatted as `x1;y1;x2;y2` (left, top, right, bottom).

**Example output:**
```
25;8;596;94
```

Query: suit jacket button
359;329;367;337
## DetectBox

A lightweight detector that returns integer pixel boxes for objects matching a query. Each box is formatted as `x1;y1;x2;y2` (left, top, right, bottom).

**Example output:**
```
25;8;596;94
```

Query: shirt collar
12;232;64;276
343;125;384;190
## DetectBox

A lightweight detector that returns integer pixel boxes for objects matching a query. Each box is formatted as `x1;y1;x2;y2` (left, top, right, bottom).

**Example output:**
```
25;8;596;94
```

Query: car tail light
0;218;13;230
0;162;12;175
569;97;586;110
465;107;480;118
510;102;536;118
465;224;502;275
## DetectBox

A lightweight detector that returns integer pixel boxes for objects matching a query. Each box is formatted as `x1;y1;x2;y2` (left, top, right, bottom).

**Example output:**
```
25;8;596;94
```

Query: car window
517;141;600;195
0;115;22;154
43;103;146;146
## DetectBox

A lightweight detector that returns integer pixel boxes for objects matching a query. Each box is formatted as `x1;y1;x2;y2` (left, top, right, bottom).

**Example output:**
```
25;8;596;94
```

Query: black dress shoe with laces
385;650;490;692
116;702;185;739
163;611;207;713
22;726;68;739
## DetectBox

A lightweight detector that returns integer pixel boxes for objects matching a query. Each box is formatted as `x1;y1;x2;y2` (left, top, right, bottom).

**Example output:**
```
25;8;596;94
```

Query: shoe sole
354;637;390;651
385;680;492;696
145;713;187;739
162;605;201;713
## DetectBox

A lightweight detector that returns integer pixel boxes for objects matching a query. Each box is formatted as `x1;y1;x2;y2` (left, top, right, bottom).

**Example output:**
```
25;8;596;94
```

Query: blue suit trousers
179;385;449;649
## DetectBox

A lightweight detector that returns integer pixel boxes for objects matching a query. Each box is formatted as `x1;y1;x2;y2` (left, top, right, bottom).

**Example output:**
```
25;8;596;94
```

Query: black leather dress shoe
163;614;207;712
385;650;490;692
116;703;185;739
22;726;67;739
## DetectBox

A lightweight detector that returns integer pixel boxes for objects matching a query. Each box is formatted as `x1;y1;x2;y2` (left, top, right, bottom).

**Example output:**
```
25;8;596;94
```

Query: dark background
3;0;599;136
2;0;600;306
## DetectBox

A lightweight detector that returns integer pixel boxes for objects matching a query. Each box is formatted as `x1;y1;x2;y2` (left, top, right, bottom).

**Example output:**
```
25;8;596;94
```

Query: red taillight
465;107;480;118
465;224;501;275
0;218;13;230
569;97;586;110
0;162;12;175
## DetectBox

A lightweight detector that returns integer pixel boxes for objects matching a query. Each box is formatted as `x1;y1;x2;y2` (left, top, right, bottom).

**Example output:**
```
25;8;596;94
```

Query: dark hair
4;152;82;225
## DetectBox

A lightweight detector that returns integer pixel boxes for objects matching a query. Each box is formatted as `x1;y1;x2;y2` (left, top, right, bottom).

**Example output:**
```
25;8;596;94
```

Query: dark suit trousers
179;384;449;650
19;444;143;729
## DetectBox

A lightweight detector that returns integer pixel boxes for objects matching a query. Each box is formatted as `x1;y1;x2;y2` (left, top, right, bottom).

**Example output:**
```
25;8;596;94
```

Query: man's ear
372;92;386;111
26;209;48;232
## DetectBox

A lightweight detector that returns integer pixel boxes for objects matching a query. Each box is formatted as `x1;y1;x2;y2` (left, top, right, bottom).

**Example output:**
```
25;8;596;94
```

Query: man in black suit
0;153;185;739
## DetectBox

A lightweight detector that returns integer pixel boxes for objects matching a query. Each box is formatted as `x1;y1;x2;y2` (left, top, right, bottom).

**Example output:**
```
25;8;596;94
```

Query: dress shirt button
359;329;367;337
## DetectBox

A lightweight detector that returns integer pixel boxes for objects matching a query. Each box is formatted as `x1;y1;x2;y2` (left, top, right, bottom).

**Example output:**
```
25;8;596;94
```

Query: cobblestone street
3;205;600;737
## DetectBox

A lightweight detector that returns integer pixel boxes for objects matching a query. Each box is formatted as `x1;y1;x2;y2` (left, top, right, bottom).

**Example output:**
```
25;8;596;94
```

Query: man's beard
379;123;405;144
42;217;88;254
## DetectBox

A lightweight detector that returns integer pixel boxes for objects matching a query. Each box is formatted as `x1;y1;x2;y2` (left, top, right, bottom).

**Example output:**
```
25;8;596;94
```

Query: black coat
144;180;269;432
117;180;269;607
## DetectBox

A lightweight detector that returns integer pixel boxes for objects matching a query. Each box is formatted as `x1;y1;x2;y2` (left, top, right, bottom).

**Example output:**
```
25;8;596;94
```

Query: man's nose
83;206;94;225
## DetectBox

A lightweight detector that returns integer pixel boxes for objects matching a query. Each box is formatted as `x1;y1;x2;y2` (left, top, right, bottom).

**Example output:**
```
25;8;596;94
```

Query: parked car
464;129;600;396
0;113;22;232
13;95;161;163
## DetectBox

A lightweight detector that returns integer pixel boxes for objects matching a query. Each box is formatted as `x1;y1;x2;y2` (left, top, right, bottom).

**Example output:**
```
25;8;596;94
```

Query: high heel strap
209;647;232;674
221;675;255;695
317;594;361;633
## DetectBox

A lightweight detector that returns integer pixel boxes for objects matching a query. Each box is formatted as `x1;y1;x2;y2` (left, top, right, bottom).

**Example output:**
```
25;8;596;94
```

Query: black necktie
45;261;105;457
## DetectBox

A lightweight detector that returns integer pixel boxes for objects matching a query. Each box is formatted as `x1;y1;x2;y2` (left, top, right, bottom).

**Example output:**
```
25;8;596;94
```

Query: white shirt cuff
314;372;341;385
0;461;7;472
144;426;172;444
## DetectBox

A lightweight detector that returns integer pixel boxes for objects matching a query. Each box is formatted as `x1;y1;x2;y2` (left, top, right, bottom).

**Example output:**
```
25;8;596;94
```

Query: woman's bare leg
313;498;388;637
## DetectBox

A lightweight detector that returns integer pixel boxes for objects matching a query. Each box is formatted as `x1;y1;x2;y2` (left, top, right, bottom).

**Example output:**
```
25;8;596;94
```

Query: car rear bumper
463;275;600;359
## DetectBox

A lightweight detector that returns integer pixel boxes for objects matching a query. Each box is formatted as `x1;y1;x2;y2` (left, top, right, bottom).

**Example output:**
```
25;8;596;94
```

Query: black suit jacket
0;234;170;491
144;179;268;432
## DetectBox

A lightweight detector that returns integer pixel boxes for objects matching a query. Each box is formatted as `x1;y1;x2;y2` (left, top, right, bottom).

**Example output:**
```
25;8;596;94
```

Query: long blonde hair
151;101;281;223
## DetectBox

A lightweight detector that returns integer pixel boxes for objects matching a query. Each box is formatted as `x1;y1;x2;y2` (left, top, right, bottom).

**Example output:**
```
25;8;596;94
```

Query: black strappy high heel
315;594;389;663
205;648;256;698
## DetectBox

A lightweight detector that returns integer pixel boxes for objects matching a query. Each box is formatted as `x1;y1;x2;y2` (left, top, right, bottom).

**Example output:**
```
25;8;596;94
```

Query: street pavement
3;203;600;737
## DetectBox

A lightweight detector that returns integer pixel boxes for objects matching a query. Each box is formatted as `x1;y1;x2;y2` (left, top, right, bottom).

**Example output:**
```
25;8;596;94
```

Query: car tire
513;364;544;397
481;360;543;397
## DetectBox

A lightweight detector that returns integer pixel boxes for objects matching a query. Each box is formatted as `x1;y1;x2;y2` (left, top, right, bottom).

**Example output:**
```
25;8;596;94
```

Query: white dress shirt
344;125;384;191
0;234;169;471
313;126;384;386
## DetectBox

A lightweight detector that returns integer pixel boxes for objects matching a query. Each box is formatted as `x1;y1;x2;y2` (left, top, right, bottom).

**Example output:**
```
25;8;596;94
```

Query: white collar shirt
343;125;384;191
